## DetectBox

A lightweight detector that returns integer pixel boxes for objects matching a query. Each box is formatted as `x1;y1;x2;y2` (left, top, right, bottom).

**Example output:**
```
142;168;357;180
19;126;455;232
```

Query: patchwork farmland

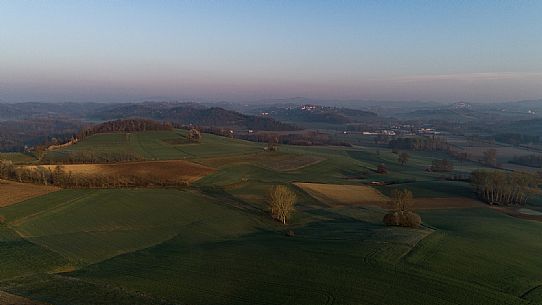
1;129;542;305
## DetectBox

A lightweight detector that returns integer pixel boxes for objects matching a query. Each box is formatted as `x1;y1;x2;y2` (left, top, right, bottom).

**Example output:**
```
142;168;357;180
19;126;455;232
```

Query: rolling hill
92;102;299;131
1;129;542;304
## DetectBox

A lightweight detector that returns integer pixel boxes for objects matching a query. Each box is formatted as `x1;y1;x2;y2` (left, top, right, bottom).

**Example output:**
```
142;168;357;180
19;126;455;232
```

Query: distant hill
498;118;542;136
494;99;542;116
92;102;299;131
250;104;378;124
394;108;478;122
0;102;107;120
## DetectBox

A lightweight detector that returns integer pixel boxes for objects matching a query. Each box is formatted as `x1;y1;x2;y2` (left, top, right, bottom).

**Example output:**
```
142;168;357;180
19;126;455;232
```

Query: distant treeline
238;131;352;147
0;160;189;188
510;154;542;168
471;170;540;205
389;136;450;151
494;133;540;146
42;151;144;164
78;119;173;138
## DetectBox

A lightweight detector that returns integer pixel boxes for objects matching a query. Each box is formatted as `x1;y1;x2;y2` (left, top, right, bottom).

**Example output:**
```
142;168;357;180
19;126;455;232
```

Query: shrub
383;211;421;228
383;188;421;228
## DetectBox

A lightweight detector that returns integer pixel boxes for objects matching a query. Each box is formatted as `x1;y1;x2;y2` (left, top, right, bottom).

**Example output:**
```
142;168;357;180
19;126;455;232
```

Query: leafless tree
268;185;296;224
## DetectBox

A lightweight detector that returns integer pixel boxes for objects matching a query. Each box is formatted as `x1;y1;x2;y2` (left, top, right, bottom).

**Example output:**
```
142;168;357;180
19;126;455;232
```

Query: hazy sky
1;1;541;103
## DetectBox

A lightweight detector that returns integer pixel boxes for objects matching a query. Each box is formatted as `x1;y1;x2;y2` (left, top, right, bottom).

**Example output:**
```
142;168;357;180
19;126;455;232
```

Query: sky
1;0;542;103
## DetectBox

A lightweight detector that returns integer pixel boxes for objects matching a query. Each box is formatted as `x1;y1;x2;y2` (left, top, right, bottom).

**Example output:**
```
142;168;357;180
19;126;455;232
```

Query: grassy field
1;188;541;304
295;182;389;206
45;130;263;161
0;152;37;164
1;130;542;304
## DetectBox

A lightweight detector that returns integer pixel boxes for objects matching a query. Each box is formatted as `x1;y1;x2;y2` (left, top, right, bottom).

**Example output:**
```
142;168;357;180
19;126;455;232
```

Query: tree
266;135;279;151
383;188;421;228
483;149;497;167
268;185;296;224
376;163;388;174
390;189;413;212
187;128;201;143
430;159;453;172
398;152;409;166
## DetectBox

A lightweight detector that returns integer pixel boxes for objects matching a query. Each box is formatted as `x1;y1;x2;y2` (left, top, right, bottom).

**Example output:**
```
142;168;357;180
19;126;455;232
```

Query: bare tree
268;185;297;224
390;189;413;212
398;152;409;166
471;170;540;205
383;188;421;228
266;135;279;151
187;128;202;143
482;149;497;167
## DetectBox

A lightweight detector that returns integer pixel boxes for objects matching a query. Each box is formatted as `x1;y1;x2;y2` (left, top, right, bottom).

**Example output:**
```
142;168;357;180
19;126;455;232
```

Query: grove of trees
78;119;173;139
389;136;450;152
470;170;540;205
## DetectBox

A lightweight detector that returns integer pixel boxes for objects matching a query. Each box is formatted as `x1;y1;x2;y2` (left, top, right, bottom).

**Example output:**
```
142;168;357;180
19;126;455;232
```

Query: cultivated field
2;130;542;304
0;180;59;208
0;290;49;305
295;182;389;206
26;160;215;182
0;152;36;164
197;152;325;171
411;197;485;209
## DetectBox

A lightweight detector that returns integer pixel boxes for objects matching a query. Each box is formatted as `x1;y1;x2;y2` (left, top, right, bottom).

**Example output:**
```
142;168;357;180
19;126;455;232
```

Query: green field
0;152;37;164
1;130;542;304
44;130;263;161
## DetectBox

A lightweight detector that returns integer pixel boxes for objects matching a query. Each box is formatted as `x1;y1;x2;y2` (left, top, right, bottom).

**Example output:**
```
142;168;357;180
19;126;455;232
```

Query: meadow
1;130;542;304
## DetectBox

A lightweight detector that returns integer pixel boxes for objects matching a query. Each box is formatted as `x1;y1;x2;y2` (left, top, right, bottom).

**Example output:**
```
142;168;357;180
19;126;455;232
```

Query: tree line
389;136;450;152
77;119;173;139
238;131;352;147
41;151;144;164
510;154;542;168
470;170;540;205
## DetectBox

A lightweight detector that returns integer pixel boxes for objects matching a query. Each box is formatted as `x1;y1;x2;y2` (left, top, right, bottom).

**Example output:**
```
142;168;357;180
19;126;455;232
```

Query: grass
1;187;541;304
0;189;263;265
294;182;389;206
1;131;541;304
0;152;37;164
45;130;263;162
